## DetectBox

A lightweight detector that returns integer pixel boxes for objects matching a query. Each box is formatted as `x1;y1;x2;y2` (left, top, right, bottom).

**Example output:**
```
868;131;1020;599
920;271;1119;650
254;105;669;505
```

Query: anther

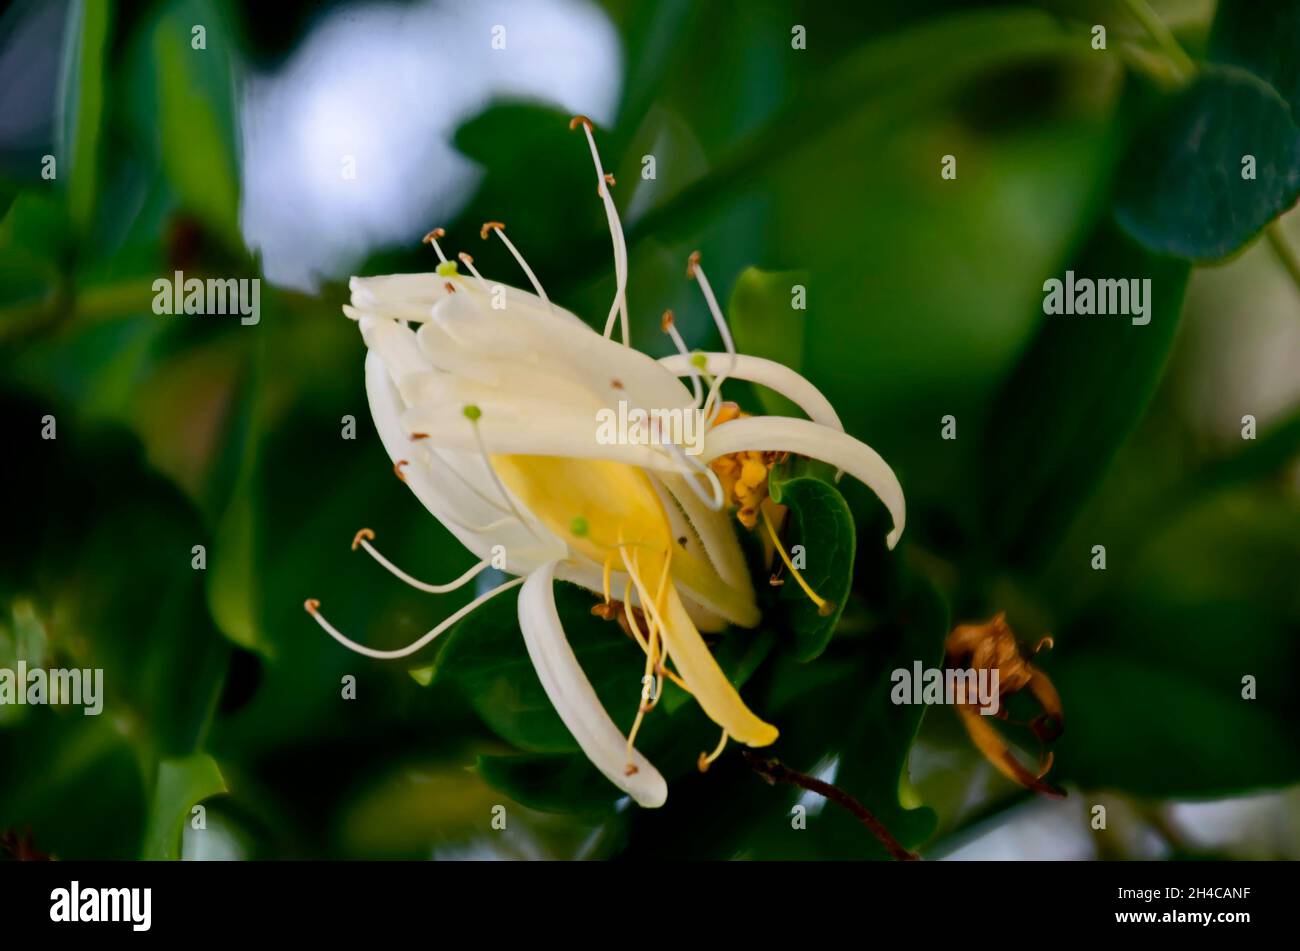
480;221;505;240
304;598;320;614
686;250;701;278
351;527;375;551
610;379;623;390
410;432;429;440
458;251;474;265
604;173;615;186
661;309;674;331
422;228;446;243
443;282;456;293
394;460;409;481
569;114;592;132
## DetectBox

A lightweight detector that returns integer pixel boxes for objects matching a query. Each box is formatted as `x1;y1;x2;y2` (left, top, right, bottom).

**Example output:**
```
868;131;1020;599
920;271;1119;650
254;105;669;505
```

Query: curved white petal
518;562;667;808
660;353;844;430
703;416;906;549
365;351;565;570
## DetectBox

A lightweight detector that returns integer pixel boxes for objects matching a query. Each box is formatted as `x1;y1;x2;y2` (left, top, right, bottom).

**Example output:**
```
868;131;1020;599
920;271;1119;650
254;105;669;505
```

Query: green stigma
462;404;482;422
436;260;459;276
690;351;708;369
569;516;589;537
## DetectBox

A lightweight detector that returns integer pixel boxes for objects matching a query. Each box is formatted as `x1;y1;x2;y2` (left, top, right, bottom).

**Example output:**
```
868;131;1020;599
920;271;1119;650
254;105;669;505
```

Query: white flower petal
660;352;843;430
703;416;906;549
365;351;564;569
518;562;667;808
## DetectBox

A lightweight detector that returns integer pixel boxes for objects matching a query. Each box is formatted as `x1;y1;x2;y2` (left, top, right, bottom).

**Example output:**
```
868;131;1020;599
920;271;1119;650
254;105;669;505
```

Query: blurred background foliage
1;0;1298;860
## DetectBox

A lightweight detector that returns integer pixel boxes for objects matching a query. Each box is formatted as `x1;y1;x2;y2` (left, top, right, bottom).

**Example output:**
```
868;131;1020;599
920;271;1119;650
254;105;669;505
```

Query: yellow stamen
698;730;729;772
761;507;835;617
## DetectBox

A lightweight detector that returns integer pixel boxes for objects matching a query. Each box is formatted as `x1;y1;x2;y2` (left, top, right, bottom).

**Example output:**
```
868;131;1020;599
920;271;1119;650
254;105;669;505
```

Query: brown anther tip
686;250;701;277
591;602;617;620
304;598;320;614
768;575;786;587
604;172;615;186
569;115;592;131
479;220;505;240
458;251;474;264
610;379;623;390
351;527;375;551
410;432;429;441
421;227;445;244
394;460;409;481
624;763;639;776
660;309;674;332
1035;635;1055;654
818;600;838;618
443;282;456;293
697;753;711;773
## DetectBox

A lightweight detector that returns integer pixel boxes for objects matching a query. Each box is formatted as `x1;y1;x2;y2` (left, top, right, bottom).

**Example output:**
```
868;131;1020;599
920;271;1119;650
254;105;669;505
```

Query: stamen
304;576;525;660
571;115;629;346
661;440;726;511
422;227;448;264
687;252;738;422
761;507;835;617
351;527;492;594
393;460;409;482
697;730;730;772
457;252;492;295
464;406;545;543
480;221;551;307
661;310;703;406
621;578;649;653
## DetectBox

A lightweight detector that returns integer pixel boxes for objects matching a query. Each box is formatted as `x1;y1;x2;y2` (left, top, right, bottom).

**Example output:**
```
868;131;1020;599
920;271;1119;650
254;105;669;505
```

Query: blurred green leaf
1115;67;1300;260
56;0;110;234
1052;490;1300;796
475;752;616;817
1209;0;1300;116
148;0;241;245
767;464;855;662
0;387;230;755
432;581;637;755
0;714;145;860
982;217;1190;568
142;753;226;860
728;266;808;417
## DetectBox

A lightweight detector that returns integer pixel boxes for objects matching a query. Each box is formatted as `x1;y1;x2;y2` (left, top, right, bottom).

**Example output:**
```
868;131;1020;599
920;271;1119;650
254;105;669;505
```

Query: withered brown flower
945;613;1064;798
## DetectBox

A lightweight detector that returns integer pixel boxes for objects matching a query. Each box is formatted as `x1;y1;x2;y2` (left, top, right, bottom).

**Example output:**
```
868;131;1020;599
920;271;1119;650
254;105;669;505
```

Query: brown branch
742;751;919;861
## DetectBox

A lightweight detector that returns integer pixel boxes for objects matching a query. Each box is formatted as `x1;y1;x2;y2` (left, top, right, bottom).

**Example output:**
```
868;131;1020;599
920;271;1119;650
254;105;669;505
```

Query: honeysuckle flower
945;613;1065;798
305;116;905;808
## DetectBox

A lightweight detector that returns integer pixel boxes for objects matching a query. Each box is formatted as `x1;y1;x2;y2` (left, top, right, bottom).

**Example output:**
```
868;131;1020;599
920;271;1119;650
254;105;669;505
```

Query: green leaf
150;1;242;244
1052;490;1300;797
142;753;227;860
1115;66;1300;261
982;217;1190;567
1209;0;1300;117
728;266;809;417
475;753;618;817
767;464;855;661
56;0;110;234
430;581;636;755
